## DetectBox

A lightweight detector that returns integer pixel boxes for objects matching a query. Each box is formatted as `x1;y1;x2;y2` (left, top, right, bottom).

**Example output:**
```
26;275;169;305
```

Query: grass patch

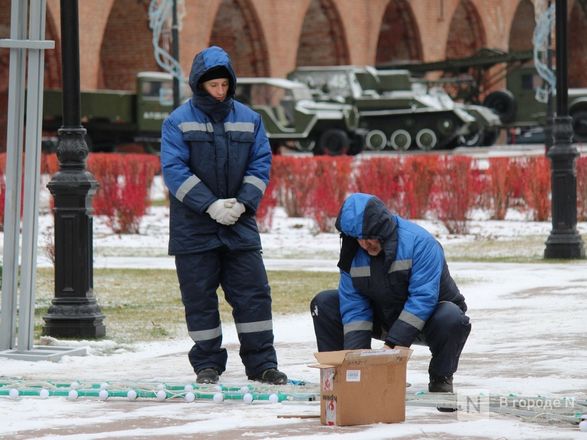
34;268;338;344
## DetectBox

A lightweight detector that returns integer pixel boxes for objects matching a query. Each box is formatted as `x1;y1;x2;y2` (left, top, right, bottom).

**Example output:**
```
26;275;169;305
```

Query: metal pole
544;0;585;259
171;0;180;109
18;0;47;351
43;0;106;338
0;0;27;350
544;0;553;153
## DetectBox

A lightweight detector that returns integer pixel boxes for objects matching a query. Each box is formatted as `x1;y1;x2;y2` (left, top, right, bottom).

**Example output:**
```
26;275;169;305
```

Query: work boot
196;368;219;384
248;368;288;385
428;374;453;393
429;374;456;412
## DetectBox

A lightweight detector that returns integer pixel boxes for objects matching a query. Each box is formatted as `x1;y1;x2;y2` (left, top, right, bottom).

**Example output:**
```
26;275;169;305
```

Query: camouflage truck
43;72;176;152
287;66;498;151
235;77;364;155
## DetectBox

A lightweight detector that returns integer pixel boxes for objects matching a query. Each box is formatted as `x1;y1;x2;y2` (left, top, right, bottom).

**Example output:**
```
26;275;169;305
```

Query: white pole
0;0;28;350
18;0;48;351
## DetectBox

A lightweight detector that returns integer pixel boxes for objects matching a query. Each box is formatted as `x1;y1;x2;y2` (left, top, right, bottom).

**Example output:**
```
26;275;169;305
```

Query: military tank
288;66;493;151
235;77;364;155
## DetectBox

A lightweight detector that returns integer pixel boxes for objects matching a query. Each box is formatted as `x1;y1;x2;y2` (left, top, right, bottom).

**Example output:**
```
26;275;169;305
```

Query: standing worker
161;46;287;385
311;193;470;402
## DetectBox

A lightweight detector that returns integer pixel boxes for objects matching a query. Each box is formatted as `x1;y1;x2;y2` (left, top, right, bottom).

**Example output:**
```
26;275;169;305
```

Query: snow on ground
1;180;587;439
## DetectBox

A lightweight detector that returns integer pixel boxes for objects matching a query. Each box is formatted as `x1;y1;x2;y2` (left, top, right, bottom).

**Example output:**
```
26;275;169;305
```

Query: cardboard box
311;348;412;426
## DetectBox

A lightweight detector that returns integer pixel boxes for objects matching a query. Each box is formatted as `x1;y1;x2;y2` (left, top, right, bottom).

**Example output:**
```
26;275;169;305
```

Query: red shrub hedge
305;157;353;232
578;156;587;221
402;156;439;219
521;156;551;221
433;156;478;234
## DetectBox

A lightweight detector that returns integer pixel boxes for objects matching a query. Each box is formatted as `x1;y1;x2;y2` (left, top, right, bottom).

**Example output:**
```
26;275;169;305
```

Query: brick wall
1;0;587;151
569;0;587;87
376;0;423;64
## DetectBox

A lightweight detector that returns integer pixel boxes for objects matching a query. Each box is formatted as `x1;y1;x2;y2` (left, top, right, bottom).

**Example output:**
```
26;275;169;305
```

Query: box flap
313;348;412;367
313;350;354;366
344;348;412;364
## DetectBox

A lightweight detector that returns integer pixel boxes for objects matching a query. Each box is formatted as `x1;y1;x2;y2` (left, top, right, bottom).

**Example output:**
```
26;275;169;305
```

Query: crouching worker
161;46;287;385
311;193;470;401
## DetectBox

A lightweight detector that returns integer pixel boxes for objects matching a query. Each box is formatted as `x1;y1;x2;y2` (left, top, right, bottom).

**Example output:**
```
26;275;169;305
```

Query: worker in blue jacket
161;46;287;385
311;193;470;397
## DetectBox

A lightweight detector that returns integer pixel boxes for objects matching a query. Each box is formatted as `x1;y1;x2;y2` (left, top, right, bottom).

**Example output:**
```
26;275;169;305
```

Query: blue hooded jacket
335;193;466;348
160;46;272;254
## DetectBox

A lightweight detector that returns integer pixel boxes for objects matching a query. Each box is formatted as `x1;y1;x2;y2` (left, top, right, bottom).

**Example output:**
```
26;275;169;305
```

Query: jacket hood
335;193;398;272
189;46;237;97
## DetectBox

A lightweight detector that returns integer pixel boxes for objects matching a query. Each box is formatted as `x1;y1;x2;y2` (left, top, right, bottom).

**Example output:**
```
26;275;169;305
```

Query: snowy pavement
1;261;586;439
1;203;587;438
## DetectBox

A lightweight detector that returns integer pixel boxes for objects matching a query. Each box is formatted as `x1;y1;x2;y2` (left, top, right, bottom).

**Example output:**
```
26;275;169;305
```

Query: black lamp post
171;0;180;109
544;0;585;259
42;0;106;337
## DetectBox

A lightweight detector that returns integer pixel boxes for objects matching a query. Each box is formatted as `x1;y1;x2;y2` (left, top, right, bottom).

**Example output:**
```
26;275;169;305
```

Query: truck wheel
294;138;316;152
483;90;517;124
571;110;587;142
415;128;438;150
389;129;411;151
365;130;387;150
482;128;500;146
317;129;350;156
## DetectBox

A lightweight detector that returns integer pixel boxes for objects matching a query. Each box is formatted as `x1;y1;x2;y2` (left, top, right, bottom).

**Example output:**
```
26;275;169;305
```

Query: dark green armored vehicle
288;66;495;151
43;72;176;152
236;77;364;155
483;65;587;142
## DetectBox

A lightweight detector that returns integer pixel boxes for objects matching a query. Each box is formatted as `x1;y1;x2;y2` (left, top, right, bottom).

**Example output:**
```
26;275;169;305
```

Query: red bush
305;157;352;232
353;157;402;213
577;156;587;221
485;157;517;220
433;156;478;234
402;156;439;219
87;153;159;233
521;156;551;221
271;156;318;217
256;175;278;232
0;167;5;230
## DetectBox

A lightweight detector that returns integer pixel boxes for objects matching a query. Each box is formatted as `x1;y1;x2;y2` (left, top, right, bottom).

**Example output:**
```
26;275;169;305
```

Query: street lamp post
544;0;585;259
42;0;106;337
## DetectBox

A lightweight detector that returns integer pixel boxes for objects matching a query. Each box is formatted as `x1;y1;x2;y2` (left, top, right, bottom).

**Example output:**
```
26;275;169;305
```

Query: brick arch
375;0;422;65
0;0;10;94
508;0;534;52
296;0;349;66
569;0;587;87
209;0;270;77
445;0;486;59
99;0;159;90
0;0;9;150
44;9;61;89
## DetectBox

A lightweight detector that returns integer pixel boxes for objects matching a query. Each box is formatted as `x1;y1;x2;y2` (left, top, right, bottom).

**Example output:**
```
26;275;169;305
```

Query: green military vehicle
43;72;176;152
287;66;499;151
235;77;364;155
483;65;587;142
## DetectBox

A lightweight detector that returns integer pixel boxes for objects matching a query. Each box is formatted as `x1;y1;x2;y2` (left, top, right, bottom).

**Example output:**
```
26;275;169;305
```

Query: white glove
206;198;239;225
228;201;246;220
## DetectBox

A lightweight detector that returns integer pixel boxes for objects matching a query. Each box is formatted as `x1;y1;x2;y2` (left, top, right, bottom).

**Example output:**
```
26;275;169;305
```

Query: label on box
322;368;335;391
325;396;337;425
346;369;361;382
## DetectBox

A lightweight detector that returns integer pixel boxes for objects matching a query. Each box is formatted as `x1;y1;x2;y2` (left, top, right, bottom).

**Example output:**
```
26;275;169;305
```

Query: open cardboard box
311;348;412;426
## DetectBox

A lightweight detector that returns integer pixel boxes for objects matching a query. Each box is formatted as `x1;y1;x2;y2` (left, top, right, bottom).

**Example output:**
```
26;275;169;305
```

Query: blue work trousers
175;248;277;377
310;290;471;378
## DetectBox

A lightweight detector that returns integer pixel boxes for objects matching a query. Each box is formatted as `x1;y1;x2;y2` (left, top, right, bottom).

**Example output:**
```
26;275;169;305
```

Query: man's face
202;78;230;101
357;238;382;256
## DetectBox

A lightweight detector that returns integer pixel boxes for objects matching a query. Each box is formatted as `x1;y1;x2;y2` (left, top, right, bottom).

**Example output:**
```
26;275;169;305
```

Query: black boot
196;368;220;384
428;374;453;393
248;368;288;385
429;374;456;412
